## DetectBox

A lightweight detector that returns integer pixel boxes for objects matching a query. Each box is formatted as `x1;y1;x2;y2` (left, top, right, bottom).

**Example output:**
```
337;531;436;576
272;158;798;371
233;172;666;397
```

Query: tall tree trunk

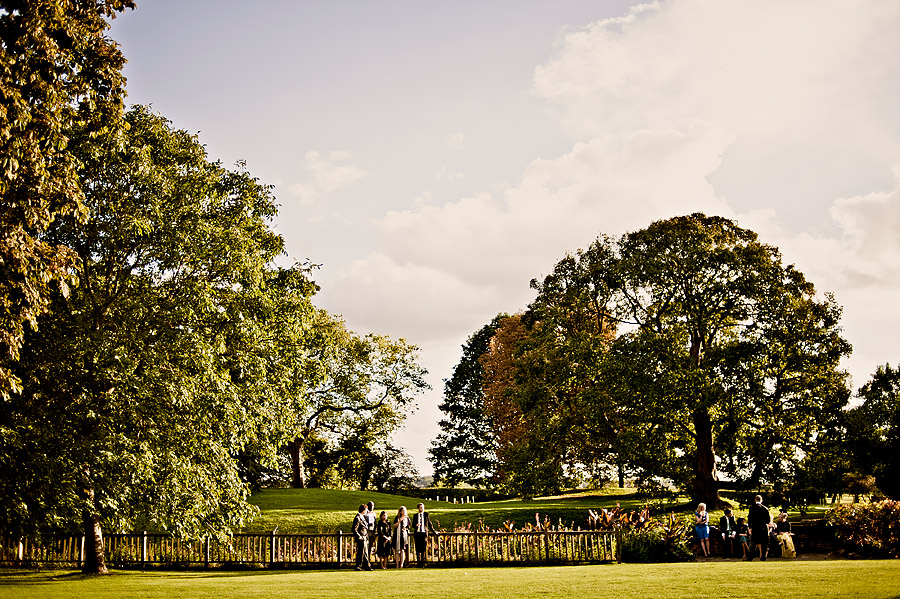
288;437;306;488
81;487;108;575
692;406;720;507
690;331;720;507
617;461;625;488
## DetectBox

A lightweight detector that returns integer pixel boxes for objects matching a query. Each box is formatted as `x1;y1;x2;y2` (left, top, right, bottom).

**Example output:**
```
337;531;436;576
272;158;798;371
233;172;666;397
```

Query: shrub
825;500;900;557
621;523;694;563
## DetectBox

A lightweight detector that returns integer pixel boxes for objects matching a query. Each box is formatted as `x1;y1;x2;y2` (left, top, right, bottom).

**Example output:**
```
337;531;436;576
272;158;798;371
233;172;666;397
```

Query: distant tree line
430;214;899;506
0;1;426;575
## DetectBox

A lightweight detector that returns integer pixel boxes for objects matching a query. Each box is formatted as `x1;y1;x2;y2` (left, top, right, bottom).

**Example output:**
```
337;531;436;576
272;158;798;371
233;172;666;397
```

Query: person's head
367;501;374;512
724;508;732;516
779;511;788;521
417;503;425;513
379;511;387;521
737;517;745;525
398;506;407;516
755;495;763;504
697;503;706;512
358;504;367;514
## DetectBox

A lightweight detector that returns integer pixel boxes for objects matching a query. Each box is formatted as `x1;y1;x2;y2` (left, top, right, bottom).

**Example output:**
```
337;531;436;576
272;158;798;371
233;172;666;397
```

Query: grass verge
2;560;899;599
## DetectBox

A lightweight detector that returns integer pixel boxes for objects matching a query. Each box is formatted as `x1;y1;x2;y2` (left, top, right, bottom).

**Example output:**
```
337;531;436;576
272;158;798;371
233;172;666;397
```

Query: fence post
337;531;343;564
204;535;210;567
474;531;479;562
79;535;85;568
141;531;147;568
615;529;622;564
270;530;276;566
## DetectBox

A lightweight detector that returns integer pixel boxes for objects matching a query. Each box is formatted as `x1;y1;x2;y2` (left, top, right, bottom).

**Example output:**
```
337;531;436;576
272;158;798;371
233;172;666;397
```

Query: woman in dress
392;506;411;569
375;511;392;569
695;502;710;557
775;511;796;557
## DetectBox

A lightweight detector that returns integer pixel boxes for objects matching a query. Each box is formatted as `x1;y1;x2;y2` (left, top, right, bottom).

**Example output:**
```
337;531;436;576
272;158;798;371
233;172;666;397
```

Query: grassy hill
244;487;650;533
243;487;841;534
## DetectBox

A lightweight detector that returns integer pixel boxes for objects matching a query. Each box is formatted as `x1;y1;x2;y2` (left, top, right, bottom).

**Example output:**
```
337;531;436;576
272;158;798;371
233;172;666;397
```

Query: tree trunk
617;461;625;488
689;331;720;507
81;488;108;575
692;406;720;507
288;437;306;489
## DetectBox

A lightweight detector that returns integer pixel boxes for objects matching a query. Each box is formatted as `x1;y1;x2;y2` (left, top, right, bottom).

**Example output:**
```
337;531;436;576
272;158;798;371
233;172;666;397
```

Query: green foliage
0;106;292;542
826;501;900;558
461;214;852;505
621;526;694;563
285;317;428;489
429;316;505;488
0;0;135;400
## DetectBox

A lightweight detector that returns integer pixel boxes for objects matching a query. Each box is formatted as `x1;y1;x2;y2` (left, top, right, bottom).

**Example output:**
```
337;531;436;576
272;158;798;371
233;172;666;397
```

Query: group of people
694;495;796;559
352;501;439;571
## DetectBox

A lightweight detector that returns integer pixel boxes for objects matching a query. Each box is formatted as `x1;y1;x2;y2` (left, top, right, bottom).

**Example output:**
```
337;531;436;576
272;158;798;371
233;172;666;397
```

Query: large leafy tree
428;315;505;488
0;0;135;400
284;316;428;489
0;106;291;573
610;214;850;505
473;214;850;505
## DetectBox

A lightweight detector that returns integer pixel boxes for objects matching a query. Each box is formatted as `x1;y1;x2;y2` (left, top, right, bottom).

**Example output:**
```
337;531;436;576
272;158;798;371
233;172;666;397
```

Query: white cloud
288;150;366;206
828;166;900;288
317;0;900;468
447;131;465;150
435;166;464;182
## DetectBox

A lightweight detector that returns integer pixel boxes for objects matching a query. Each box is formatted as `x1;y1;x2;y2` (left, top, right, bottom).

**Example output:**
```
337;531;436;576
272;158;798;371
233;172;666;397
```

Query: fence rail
1;530;620;568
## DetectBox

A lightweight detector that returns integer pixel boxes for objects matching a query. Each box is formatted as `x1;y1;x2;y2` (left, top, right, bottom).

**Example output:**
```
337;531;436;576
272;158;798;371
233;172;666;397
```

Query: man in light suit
411;502;437;567
353;504;372;571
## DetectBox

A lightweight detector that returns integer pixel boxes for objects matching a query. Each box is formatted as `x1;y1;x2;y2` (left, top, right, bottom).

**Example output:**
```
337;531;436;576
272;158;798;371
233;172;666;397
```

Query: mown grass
244;486;838;534
3;560;899;599
244;487;651;533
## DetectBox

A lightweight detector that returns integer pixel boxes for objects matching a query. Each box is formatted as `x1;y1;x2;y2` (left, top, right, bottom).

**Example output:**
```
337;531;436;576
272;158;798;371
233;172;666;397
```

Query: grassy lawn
245;487;657;533
2;560;899;599
244;486;841;534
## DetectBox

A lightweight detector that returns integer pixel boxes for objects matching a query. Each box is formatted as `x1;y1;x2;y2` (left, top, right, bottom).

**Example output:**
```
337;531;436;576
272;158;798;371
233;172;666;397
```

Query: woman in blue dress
695;502;710;557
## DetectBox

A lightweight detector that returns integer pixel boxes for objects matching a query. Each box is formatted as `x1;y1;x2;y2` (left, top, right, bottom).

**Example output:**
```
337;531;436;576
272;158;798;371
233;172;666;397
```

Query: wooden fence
1;530;620;568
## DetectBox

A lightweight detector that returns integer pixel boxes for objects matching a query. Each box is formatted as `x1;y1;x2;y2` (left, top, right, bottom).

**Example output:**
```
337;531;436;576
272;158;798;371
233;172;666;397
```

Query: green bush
825;500;900;557
621;527;694;562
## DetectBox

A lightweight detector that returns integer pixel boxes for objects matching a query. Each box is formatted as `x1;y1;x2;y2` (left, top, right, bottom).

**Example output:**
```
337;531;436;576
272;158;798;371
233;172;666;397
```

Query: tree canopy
433;214;852;505
0;106;427;573
0;0;135;401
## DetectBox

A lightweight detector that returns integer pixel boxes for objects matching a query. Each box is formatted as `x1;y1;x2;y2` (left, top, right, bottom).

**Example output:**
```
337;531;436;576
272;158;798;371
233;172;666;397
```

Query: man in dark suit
353;504;372;571
411;502;437;567
746;495;772;561
719;507;737;557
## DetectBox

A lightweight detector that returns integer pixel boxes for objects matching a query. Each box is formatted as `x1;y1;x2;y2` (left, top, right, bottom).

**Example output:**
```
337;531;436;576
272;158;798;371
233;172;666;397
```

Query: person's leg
414;532;426;566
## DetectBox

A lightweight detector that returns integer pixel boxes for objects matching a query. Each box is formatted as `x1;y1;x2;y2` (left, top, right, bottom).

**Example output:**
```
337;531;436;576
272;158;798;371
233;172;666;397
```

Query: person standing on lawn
695;502;711;557
411;502;438;567
746;495;772;561
353;504;372;571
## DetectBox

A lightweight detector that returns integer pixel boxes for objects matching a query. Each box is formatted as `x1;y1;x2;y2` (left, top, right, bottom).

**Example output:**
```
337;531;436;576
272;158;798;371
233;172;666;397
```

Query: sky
109;0;900;475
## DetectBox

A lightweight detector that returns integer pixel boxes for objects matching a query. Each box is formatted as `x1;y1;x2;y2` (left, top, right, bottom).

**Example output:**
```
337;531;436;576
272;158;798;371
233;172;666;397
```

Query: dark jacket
411;511;436;534
719;514;737;537
748;502;771;531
